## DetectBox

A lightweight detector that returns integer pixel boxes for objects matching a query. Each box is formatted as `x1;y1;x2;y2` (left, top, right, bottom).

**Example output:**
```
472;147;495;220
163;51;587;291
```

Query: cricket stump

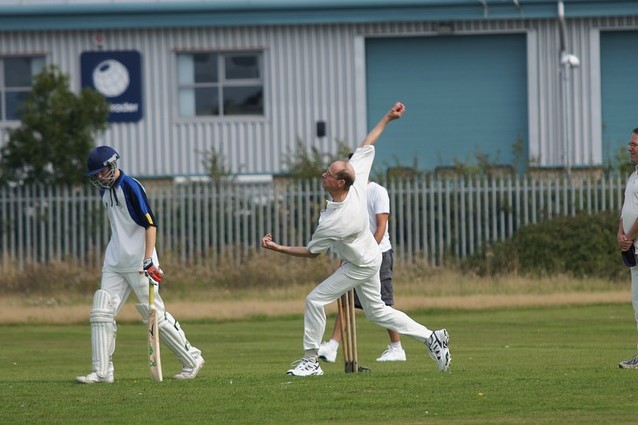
337;289;359;373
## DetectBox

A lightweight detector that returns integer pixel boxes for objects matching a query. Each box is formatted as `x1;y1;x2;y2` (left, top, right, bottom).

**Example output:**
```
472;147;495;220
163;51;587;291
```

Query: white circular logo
92;59;130;98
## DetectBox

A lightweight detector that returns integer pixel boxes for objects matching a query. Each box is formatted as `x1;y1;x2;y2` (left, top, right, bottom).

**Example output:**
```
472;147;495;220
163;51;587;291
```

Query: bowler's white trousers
303;254;433;351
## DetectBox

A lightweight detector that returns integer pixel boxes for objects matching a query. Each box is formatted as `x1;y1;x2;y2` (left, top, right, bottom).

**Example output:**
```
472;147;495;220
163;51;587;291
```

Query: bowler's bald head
331;160;355;189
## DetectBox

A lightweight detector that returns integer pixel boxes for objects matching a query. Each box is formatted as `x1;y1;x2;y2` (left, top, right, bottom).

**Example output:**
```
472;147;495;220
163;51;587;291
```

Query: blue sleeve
121;176;157;229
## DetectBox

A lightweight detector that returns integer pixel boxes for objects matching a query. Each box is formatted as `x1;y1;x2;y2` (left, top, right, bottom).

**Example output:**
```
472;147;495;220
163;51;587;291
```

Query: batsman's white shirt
100;171;159;272
307;145;380;266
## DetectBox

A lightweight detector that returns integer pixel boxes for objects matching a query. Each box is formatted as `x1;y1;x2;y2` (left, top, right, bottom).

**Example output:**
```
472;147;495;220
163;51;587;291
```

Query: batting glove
143;258;164;284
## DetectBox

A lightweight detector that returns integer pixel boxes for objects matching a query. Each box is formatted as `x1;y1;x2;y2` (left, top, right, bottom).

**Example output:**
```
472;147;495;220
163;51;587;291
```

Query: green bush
462;210;628;281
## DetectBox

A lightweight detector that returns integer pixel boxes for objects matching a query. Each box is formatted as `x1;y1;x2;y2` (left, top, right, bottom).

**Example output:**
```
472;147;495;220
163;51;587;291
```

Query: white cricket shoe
619;355;638;369
376;346;407;362
76;364;114;384
76;372;114;384
318;341;338;363
426;329;451;371
173;355;205;380
286;358;324;376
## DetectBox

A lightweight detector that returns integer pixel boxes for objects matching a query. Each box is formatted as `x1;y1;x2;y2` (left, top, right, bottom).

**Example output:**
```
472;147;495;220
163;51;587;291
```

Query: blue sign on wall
81;50;143;123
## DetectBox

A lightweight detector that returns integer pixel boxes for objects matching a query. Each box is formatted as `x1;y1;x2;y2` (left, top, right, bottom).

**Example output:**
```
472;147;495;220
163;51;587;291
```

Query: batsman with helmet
76;146;205;383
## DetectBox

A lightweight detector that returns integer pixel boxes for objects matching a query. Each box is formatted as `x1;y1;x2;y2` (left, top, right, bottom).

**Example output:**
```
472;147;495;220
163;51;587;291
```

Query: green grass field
2;304;638;424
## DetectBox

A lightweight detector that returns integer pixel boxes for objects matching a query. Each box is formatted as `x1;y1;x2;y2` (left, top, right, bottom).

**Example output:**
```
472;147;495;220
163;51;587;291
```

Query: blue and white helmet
86;146;120;188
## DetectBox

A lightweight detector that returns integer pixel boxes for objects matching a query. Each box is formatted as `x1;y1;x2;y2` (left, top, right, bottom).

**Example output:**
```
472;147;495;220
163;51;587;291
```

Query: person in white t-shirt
618;128;638;369
318;180;406;363
261;103;451;376
76;146;204;383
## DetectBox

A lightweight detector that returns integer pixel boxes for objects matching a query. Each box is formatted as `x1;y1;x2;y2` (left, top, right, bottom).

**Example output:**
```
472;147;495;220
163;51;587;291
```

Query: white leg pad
136;304;201;368
158;313;201;369
90;290;116;377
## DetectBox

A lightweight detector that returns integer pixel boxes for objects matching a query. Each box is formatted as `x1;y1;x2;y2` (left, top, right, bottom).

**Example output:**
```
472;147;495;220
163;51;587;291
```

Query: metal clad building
0;1;636;177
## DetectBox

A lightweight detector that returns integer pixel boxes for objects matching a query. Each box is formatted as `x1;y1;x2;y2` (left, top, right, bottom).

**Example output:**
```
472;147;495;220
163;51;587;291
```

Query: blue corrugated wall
601;30;638;166
365;34;528;172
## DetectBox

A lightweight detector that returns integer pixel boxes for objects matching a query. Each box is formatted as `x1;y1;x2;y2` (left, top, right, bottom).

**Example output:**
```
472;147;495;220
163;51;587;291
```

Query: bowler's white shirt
307;146;381;267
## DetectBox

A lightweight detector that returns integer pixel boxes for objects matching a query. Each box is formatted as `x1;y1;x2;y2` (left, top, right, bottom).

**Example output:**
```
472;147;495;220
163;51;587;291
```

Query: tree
200;147;233;184
284;139;352;180
0;65;109;185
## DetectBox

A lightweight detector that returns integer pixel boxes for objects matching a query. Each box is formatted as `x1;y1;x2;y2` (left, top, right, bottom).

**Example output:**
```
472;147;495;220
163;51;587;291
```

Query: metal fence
0;173;626;270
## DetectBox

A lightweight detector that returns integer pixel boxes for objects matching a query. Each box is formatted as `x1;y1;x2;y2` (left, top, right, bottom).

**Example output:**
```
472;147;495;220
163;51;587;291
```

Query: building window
177;52;263;117
0;56;45;121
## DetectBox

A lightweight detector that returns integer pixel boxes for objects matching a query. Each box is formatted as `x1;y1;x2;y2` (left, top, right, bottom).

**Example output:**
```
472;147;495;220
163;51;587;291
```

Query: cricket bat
147;277;163;382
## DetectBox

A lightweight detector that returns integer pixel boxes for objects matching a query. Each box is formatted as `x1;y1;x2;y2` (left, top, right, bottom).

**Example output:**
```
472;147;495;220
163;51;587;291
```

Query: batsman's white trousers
101;270;168;316
100;271;202;365
303;256;433;351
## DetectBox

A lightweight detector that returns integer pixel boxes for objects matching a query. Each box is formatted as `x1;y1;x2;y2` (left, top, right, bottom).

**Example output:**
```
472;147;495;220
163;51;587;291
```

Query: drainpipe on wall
558;0;580;176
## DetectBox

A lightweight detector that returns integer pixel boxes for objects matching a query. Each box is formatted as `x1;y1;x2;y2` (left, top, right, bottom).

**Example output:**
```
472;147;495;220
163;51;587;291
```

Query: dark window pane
225;55;260;80
193;54;218;83
6;90;28;120
5;58;34;87
195;87;219;116
223;86;263;115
